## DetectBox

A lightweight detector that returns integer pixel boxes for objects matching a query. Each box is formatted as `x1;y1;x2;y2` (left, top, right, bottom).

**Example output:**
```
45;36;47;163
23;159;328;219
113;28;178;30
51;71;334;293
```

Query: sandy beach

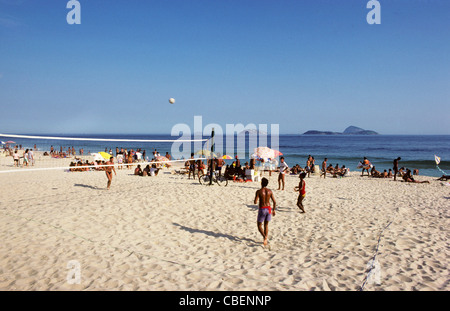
0;155;448;291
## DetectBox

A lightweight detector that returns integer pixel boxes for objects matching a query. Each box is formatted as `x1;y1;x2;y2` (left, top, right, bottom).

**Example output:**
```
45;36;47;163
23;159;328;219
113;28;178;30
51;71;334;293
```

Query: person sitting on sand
403;169;429;183
381;170;388;178
371;165;381;178
337;165;349;177
388;169;393;178
326;164;334;175
142;165;150;177
413;169;419;176
134;164;142;176
254;177;276;246
150;164;159;176
334;163;340;172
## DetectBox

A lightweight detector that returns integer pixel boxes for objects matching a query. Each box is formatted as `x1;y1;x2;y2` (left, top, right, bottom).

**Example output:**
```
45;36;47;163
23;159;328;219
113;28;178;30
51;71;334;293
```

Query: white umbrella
91;153;104;161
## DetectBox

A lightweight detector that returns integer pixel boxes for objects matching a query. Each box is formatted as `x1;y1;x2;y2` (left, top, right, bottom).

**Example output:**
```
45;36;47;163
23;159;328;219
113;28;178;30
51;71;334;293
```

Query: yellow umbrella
222;155;233;160
99;152;112;159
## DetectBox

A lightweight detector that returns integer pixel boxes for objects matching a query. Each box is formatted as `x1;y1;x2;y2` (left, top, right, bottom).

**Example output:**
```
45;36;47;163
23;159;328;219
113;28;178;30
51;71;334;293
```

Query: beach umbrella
0;141;5;145
98;152;112;160
6;141;15;144
253;147;283;160
195;149;217;158
156;156;171;167
91;153;104;162
222;155;233;160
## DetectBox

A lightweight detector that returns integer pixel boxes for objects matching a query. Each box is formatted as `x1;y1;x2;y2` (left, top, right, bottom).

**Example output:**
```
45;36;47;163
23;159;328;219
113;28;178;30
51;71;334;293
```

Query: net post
209;128;215;185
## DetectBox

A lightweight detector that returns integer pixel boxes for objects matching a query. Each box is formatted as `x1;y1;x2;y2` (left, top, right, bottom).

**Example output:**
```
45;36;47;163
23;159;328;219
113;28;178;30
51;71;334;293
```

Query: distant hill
303;126;378;135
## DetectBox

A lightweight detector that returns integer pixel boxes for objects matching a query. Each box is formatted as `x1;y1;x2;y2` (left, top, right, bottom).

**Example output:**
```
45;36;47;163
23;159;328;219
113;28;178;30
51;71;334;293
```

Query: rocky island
303;126;379;135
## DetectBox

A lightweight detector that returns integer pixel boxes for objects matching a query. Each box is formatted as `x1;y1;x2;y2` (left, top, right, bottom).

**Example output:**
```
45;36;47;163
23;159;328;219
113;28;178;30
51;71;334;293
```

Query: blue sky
0;0;449;135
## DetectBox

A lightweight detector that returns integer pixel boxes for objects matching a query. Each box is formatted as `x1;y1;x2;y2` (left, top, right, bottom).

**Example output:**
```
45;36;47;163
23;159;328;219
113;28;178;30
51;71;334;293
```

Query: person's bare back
256;188;275;209
254;178;276;246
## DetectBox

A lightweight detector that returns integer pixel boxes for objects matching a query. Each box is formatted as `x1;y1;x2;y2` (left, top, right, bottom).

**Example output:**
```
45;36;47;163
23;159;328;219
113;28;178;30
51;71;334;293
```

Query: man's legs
257;221;269;246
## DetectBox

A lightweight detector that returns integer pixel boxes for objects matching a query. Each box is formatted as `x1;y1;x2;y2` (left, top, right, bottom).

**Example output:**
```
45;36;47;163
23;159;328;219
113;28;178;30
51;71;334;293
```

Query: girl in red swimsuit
295;172;307;213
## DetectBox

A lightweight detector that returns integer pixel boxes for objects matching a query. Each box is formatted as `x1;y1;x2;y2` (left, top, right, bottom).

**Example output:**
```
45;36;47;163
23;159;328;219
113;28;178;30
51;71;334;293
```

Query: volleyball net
0;133;210;174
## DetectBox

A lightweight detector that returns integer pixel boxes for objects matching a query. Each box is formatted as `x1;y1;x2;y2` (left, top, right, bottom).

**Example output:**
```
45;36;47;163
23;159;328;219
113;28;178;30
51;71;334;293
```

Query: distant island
303;126;379;135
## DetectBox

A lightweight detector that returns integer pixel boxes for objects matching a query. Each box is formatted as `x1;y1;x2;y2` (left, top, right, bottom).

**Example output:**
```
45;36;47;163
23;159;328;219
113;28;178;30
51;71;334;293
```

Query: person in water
254;178;277;246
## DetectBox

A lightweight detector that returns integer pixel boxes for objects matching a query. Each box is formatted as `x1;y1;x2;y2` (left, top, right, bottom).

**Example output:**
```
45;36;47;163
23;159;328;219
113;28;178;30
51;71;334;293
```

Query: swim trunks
257;206;272;223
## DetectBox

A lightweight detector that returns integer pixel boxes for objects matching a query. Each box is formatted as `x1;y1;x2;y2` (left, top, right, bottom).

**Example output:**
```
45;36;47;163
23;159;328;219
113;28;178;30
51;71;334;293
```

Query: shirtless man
105;157;117;190
254;178;276;246
321;158;327;178
216;157;224;176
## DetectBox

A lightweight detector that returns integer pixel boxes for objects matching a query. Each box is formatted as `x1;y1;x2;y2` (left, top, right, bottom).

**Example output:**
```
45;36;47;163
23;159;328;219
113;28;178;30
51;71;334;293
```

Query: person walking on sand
294;172;307;213
393;157;401;181
254;178;276;246
105;157;116;190
277;157;289;190
361;157;371;176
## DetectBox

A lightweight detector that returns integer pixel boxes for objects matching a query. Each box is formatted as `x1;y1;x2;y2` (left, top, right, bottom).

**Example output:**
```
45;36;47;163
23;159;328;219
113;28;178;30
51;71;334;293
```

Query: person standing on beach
105;157;117;190
277;157;289;190
294;172;307;213
188;153;196;180
254;177;276;246
361;157;371;176
393;157;401;181
321;158;328;178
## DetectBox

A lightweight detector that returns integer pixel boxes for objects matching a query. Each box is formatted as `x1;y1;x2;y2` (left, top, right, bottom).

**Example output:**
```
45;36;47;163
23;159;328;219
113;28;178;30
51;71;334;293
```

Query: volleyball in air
169;98;175;104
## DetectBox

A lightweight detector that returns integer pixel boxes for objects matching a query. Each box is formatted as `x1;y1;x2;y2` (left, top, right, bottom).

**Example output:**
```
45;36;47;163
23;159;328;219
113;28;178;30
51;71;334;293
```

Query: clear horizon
1;1;449;135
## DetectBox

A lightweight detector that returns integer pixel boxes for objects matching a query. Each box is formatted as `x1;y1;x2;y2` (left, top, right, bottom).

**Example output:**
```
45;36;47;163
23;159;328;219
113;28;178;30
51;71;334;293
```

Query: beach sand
0;154;448;291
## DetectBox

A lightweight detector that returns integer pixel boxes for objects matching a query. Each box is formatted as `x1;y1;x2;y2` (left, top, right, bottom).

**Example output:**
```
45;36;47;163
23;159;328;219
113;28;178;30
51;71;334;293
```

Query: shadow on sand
74;183;102;190
173;223;259;247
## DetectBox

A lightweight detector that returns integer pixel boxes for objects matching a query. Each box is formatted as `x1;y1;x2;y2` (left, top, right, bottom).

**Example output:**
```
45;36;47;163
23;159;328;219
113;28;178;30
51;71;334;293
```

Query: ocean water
4;134;449;177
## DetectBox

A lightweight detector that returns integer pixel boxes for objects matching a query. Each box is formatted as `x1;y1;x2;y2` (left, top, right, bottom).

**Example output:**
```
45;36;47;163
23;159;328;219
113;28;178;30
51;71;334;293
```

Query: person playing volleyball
105;157;116;190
